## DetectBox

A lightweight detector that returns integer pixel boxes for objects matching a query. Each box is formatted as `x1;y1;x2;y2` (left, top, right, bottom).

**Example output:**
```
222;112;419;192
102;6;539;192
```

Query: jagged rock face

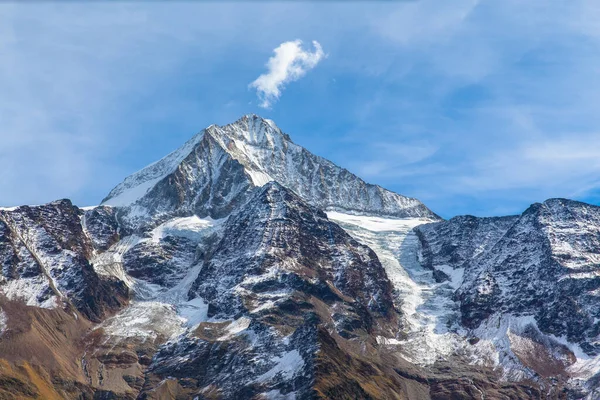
101;114;438;232
123;235;199;288
137;183;401;399
104;131;254;232
0;200;128;321
416;199;600;384
205;116;438;219
189;183;397;324
83;205;120;252
416;214;519;275
415;214;520;324
146;311;319;400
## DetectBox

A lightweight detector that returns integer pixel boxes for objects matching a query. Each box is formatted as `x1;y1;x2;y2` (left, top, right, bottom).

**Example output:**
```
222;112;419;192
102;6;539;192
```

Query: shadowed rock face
189;182;397;322
123;235;198;288
0;200;128;322
83;205;120;252
1;116;600;399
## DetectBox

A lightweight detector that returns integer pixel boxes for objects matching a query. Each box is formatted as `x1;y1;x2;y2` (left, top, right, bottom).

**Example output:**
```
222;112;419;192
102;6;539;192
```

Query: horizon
3;2;600;219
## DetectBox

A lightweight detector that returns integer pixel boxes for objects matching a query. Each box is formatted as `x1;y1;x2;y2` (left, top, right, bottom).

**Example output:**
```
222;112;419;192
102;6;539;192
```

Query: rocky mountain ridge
415;198;600;396
0;115;598;399
101;114;438;231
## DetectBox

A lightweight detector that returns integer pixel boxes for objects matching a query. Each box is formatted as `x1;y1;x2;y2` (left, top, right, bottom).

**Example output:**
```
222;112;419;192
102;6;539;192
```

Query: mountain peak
206;113;290;149
101;115;439;229
235;112;276;127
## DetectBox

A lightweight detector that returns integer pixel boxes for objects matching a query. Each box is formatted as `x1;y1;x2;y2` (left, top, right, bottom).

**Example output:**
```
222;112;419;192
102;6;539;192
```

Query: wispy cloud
351;142;439;178
455;133;600;194
250;40;325;108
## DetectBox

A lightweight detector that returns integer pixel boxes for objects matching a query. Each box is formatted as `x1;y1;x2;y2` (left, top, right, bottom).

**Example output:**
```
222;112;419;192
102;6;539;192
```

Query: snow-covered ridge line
101;130;206;206
208;115;436;218
100;114;439;228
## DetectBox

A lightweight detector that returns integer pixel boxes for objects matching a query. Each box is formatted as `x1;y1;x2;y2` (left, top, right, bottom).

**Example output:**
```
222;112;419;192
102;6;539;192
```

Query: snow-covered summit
101;114;439;230
101;114;272;208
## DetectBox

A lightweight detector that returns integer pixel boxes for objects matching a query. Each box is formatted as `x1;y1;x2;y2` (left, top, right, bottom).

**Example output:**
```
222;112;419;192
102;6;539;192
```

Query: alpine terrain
0;114;599;399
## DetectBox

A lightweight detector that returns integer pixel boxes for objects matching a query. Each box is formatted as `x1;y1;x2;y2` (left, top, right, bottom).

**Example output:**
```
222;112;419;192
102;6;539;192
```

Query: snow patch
250;299;279;314
261;390;297;400
90;235;143;285
434;265;465;289
177;297;209;328
1;276;58;309
0;308;7;335
102;176;164;207
246;169;273;187
469;314;539;379
376;336;402;345
257;350;305;382
150;216;221;243
100;301;186;341
219;316;251;341
327;211;432;232
560;271;600;281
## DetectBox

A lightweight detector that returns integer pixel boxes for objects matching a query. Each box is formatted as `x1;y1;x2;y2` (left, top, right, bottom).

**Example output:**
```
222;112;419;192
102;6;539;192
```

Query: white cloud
250;40;325;108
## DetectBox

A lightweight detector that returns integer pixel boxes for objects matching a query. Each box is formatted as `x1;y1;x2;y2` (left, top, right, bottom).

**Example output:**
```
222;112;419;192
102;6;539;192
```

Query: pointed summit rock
102;114;439;230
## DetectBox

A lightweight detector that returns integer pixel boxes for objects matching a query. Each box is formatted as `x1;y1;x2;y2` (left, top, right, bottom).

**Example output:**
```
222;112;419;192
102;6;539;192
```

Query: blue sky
2;1;600;218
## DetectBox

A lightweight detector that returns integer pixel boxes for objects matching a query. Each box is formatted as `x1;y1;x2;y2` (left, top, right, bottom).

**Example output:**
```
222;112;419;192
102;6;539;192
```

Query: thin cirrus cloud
250;40;325;109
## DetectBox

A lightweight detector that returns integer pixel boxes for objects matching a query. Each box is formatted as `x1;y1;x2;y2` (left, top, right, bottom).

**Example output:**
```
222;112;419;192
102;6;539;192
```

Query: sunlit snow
327;212;461;364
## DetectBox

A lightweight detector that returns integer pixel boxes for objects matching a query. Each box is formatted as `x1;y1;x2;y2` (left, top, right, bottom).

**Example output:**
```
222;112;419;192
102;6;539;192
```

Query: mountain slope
416;199;600;396
141;182;406;399
0;200;128;321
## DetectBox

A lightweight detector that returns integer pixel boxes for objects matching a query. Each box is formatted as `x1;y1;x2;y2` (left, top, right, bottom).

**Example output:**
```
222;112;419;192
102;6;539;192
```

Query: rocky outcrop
416;199;600;395
0;200;128;321
189;182;397;322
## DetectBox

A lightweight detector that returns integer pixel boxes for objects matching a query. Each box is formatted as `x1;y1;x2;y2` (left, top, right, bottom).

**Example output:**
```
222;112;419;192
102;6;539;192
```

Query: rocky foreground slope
0;115;599;399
